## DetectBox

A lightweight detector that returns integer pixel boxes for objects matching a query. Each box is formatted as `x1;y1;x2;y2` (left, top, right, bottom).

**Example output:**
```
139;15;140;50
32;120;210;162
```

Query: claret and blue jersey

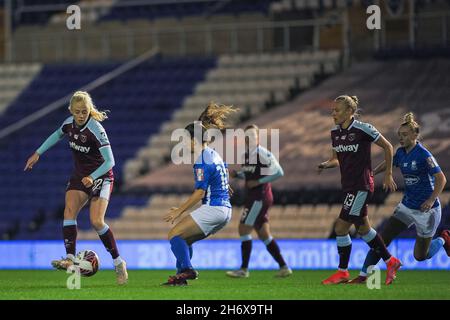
394;142;442;210
193;147;231;208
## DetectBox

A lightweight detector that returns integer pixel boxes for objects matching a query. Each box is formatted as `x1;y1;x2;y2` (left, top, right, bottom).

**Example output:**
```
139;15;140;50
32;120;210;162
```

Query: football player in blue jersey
162;103;237;286
348;112;449;284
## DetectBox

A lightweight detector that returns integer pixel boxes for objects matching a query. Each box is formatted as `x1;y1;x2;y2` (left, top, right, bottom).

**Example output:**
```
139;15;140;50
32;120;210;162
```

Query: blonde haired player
24;91;128;285
317;95;402;285
348;112;449;284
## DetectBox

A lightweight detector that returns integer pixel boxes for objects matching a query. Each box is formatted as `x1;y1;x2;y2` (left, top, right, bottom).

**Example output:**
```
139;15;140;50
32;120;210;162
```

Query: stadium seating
123;50;341;184
0;56;216;240
0;63;42;114
78;192;450;240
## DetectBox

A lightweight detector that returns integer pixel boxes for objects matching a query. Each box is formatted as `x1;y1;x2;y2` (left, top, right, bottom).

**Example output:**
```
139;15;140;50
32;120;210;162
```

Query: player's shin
177;245;193;273
336;234;352;270
426;237;445;259
63;219;77;259
360;248;381;277
240;235;252;269
97;224;121;262
362;228;391;261
170;236;193;271
264;237;286;268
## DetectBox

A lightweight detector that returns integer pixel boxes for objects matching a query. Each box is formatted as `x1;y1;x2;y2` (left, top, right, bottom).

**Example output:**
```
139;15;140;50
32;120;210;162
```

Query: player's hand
82;176;94;188
164;207;182;224
246;180;260;189
24;152;40;171
228;184;234;197
383;174;397;192
420;198;435;212
317;162;327;175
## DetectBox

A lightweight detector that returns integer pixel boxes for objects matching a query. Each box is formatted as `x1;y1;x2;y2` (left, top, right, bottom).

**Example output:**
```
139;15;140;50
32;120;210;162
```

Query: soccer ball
75;250;100;277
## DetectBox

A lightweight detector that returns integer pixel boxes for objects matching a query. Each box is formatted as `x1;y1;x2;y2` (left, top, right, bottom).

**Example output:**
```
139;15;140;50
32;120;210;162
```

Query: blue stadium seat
0;56;216;239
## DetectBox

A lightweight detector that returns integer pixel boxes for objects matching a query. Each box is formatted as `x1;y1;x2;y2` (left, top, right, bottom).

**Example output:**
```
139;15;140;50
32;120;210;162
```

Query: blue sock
426;237;445;259
170;236;192;271
176;245;193;273
361;248;382;276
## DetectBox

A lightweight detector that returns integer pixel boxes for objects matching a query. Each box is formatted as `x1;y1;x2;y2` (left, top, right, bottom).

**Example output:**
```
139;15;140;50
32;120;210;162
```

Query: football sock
361;248;381;276
170;236;192;271
177;245;193;273
113;256;124;266
240;235;252;269
426;237;445;259
63;220;77;256
264;237;286;268
362;228;391;261
336;234;352;270
97;224;120;259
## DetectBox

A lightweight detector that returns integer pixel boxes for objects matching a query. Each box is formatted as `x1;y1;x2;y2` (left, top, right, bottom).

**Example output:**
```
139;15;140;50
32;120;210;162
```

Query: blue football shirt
393;142;442;210
193;147;231;208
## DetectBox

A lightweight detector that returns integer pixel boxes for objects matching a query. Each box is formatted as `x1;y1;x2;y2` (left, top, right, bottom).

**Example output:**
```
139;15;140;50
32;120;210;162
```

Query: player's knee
64;206;77;219
90;217;105;230
334;225;347;236
168;228;182;240
238;224;252;236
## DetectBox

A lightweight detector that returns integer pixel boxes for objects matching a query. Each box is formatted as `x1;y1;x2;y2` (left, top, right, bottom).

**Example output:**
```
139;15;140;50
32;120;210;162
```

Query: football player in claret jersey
226;124;292;278
162;103;237;286
317;95;401;285
348;112;449;284
24;91;128;285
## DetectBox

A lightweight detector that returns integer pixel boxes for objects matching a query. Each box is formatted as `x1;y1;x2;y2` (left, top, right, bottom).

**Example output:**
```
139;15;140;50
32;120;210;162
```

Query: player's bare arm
373;160;387;176
317;149;339;174
421;171;447;212
374;135;397;192
24;152;40;171
164;189;205;224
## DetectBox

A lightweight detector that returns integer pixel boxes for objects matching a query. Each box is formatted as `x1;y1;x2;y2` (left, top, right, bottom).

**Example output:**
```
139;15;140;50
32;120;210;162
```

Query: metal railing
9;15;345;63
378;10;450;50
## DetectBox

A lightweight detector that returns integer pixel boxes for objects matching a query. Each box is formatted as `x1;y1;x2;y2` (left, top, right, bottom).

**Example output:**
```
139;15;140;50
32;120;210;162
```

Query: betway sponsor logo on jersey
333;144;359;153
404;174;420;186
69;141;90;153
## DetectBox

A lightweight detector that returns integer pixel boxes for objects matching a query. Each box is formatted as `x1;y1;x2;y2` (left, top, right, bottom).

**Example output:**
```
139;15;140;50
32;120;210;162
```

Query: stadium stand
0;63;41;115
0;56;216;240
123;50;341;184
2;0;449;243
117;58;450;239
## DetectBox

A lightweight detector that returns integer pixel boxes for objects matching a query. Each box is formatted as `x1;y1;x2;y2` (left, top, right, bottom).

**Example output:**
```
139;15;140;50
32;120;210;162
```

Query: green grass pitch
0;270;449;300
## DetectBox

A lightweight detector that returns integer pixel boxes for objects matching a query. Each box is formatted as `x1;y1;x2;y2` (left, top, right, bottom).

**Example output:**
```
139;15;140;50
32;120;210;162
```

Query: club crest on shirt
426;157;437;168
196;168;204;181
411;160;417;171
80;134;87;143
348;133;356;141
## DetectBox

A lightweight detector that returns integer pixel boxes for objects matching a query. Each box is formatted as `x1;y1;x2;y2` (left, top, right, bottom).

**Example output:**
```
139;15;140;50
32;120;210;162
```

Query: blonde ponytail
335;95;360;117
197;101;238;130
69;91;108;122
401;112;420;134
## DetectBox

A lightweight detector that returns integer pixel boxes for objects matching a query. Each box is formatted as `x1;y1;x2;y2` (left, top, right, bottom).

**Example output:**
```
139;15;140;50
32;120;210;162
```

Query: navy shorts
240;199;273;230
66;175;114;201
339;190;373;225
